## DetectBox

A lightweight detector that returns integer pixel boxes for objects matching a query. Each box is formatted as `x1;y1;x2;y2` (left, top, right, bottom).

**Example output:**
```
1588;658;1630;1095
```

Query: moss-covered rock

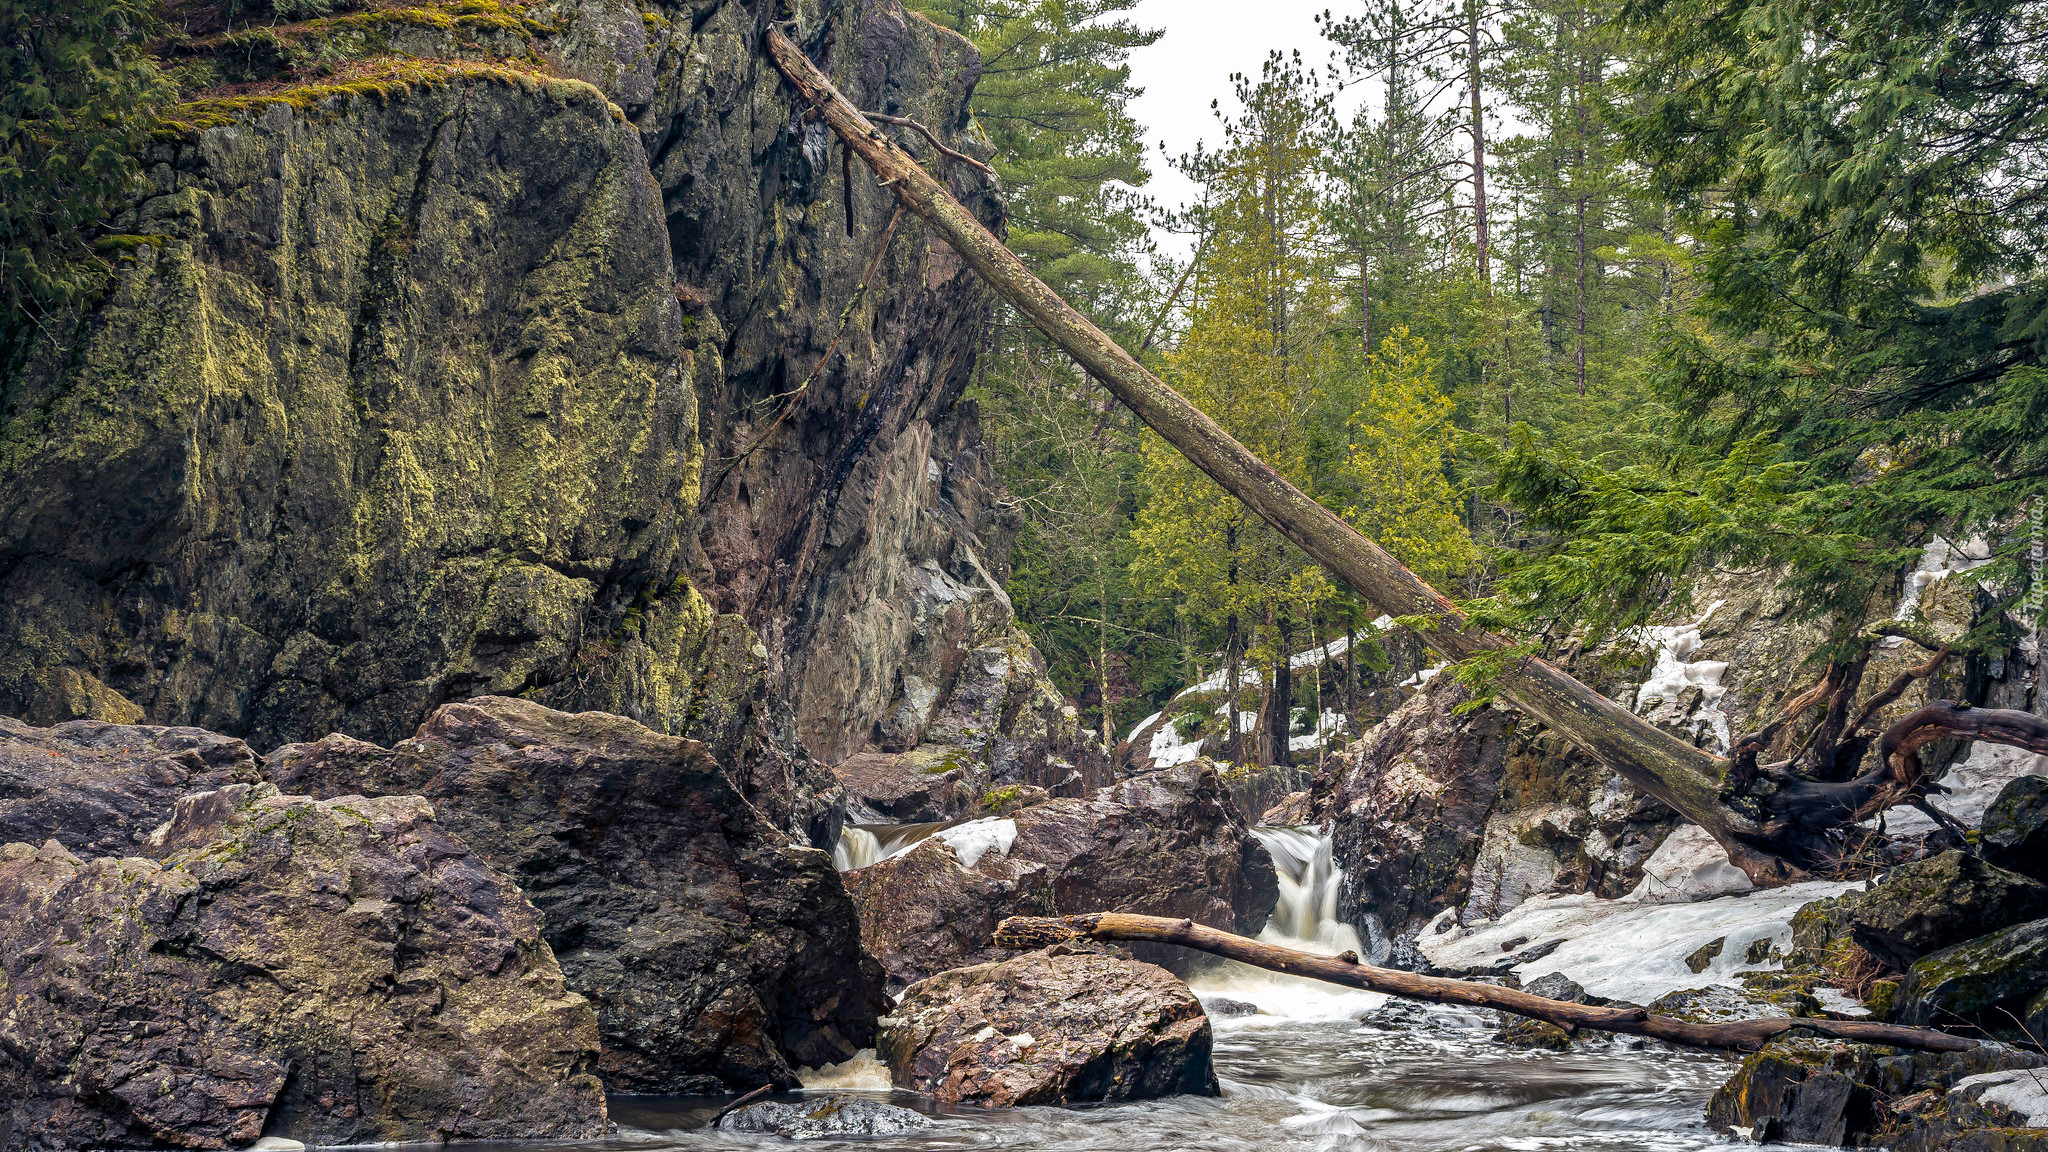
1791;852;2048;973
1898;918;2048;1037
1707;1037;2047;1148
1983;776;2048;883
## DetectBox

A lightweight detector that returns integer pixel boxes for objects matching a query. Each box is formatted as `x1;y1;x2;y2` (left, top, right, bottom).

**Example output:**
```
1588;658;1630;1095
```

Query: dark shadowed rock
267;696;885;1095
1708;1037;2046;1148
1791;852;2048;973
1897;917;2048;1036
845;763;1278;990
0;716;262;856
877;945;1217;1107
717;1095;932;1138
1983;776;2048;883
0;784;606;1150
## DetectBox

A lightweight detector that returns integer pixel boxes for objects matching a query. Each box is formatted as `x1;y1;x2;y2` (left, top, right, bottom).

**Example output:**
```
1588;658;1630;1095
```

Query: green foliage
1;0;171;347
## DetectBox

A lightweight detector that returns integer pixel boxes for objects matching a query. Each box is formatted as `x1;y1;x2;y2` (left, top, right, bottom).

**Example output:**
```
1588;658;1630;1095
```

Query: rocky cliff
0;0;1090;842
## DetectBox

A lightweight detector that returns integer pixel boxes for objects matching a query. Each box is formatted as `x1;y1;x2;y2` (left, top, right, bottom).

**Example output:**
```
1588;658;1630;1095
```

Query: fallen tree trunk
760;21;1785;881
762;21;2047;883
995;913;1978;1054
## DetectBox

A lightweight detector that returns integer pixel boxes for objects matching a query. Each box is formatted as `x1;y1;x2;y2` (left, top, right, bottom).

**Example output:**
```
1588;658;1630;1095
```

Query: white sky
1124;0;1355;256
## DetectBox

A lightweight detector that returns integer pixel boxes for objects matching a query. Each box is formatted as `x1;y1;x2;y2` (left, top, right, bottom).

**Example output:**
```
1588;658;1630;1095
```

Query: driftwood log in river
995;913;1979;1054
762;21;2048;884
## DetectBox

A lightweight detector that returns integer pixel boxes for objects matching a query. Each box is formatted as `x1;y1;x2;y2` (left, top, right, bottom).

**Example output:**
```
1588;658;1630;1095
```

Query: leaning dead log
996;913;1978;1054
762;21;2048;883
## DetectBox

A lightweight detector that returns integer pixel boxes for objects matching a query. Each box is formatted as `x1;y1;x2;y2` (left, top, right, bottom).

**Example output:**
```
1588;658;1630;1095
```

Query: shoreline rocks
877;945;1218;1107
268;696;887;1095
0;784;607;1150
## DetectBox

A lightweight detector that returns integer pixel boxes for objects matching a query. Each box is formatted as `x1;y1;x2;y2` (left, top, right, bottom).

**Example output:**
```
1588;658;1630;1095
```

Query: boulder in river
0;783;607;1150
0;716;262;855
844;763;1277;989
1896;916;2048;1036
268;696;885;1095
1982;776;2048;883
1791;851;2048;972
716;1095;932;1138
877;944;1218;1107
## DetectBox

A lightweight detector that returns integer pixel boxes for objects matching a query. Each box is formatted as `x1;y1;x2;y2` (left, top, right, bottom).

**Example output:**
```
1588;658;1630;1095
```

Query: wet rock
1200;997;1262;1018
1897;917;2048;1037
1647;985;1786;1024
1791;852;2048;973
268;696;885;1095
1983;776;2048;883
1315;682;1514;940
845;763;1277;989
1495;1015;1575;1050
1687;937;1727;974
876;945;1217;1106
716;1095;931;1139
1708;1037;2047;1148
0;716;263;856
1262;790;1314;826
0;784;607;1149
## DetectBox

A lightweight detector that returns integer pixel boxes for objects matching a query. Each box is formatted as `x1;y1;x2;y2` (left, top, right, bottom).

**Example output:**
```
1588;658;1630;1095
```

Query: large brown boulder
876;945;1217;1106
844;763;1277;990
267;696;886;1095
0;716;262;856
0;784;607;1150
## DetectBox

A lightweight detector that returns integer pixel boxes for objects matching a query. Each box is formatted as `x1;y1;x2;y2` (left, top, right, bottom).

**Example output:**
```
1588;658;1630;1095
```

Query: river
588;825;1745;1151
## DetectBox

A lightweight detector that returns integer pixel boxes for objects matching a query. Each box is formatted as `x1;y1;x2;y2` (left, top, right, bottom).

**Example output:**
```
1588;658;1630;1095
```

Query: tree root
996;913;1979;1054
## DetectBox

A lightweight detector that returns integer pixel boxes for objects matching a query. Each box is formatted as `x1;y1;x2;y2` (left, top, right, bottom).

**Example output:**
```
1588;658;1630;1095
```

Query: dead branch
861;111;1000;184
996;913;1978;1054
1847;644;1952;737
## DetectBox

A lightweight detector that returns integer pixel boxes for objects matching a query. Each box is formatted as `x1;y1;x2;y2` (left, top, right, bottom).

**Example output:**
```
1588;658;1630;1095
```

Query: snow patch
1401;663;1445;689
935;817;1017;868
1955;1068;2048;1126
1890;535;1995;626
1633;600;1733;752
1421;878;1858;1005
1866;740;2048;835
1625;824;1755;904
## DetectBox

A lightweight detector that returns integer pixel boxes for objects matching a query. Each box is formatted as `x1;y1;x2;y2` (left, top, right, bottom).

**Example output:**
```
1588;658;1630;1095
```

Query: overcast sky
1124;0;1354;255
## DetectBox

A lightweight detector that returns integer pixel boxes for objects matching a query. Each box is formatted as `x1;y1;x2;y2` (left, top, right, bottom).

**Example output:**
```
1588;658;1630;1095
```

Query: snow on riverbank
1422;825;1858;1004
1632;600;1733;752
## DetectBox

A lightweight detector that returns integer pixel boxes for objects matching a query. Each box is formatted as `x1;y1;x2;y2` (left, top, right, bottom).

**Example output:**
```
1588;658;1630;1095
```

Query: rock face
0;0;1081;847
1897;917;2048;1036
876;945;1218;1106
1707;1037;2046;1148
0;784;607;1150
1791;852;2048;973
1983;776;2048;882
845;764;1278;989
268;695;885;1094
0;716;262;855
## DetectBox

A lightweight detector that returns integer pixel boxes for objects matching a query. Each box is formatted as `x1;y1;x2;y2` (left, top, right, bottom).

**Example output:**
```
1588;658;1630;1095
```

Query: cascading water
1246;826;1365;956
830;820;973;872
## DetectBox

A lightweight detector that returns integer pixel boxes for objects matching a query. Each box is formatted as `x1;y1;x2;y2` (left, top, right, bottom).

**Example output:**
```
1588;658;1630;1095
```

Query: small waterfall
1250;826;1365;957
832;826;881;871
830;819;967;872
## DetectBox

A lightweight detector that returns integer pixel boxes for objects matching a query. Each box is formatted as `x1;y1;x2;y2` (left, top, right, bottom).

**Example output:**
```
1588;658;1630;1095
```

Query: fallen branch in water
995;912;1979;1054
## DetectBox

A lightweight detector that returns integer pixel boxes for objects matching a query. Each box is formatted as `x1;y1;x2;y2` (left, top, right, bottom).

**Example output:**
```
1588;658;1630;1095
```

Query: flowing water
602;826;1743;1151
